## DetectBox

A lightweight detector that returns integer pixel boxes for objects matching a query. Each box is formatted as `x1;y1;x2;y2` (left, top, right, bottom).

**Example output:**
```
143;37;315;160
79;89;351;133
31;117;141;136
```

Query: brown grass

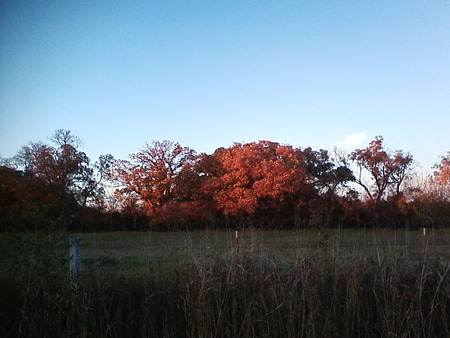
1;229;449;337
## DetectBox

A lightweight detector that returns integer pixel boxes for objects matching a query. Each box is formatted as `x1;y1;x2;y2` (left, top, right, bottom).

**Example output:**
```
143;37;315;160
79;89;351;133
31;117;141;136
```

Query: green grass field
1;228;449;285
1;229;449;337
68;228;450;274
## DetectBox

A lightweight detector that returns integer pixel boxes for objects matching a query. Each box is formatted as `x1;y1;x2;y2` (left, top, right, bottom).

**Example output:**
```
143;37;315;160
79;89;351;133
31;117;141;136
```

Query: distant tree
14;129;90;202
422;152;450;205
303;147;354;195
0;166;64;230
5;129;112;229
109;140;198;218
433;152;450;186
407;162;450;228
302;147;355;228
77;153;115;209
351;136;414;202
200;141;312;225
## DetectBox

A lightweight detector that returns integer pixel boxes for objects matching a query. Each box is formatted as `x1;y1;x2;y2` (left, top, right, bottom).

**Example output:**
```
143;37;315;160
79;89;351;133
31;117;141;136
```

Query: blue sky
1;0;449;172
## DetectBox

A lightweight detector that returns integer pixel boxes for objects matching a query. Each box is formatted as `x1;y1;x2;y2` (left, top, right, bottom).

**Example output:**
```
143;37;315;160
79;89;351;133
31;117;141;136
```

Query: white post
422;227;427;260
70;237;81;276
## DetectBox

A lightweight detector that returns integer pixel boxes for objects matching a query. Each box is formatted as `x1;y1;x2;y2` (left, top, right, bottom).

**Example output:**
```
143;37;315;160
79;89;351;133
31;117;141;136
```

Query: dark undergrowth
1;252;449;337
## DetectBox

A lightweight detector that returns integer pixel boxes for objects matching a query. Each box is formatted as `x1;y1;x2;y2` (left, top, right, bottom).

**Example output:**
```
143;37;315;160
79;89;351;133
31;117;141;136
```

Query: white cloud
331;131;367;149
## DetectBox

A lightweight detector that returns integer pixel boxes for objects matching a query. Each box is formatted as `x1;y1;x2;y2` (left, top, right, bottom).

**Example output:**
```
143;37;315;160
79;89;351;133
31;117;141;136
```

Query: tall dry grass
1;254;449;336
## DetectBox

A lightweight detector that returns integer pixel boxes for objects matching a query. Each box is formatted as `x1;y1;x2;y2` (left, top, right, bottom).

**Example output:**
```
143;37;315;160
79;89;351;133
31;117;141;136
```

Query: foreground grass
1;229;449;337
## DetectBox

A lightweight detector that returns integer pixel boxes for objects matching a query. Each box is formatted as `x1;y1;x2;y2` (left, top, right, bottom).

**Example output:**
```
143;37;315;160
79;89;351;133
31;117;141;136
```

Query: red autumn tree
351;136;414;202
433;152;450;186
406;154;450;228
200;141;311;223
425;152;450;204
109;140;198;217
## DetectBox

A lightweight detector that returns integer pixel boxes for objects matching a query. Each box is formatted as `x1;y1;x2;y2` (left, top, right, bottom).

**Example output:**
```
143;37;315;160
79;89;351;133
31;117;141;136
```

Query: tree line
1;129;449;231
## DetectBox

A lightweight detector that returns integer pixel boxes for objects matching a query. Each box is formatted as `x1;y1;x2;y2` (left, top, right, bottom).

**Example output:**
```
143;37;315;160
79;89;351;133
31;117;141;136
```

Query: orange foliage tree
406;154;450;228
199;141;312;225
426;152;450;213
351;136;414;202
109;140;198;218
433;152;450;186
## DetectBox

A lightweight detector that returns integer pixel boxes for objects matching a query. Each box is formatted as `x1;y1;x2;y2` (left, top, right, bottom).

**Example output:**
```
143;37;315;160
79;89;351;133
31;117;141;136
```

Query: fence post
70;237;81;277
422;227;428;261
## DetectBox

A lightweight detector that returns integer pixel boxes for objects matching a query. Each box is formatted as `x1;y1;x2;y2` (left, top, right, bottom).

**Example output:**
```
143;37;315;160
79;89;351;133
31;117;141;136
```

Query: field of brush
1;229;449;337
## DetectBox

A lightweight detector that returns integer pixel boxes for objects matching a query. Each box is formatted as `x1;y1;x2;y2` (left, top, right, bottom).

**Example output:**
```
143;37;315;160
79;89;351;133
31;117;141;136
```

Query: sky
1;0;449;173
